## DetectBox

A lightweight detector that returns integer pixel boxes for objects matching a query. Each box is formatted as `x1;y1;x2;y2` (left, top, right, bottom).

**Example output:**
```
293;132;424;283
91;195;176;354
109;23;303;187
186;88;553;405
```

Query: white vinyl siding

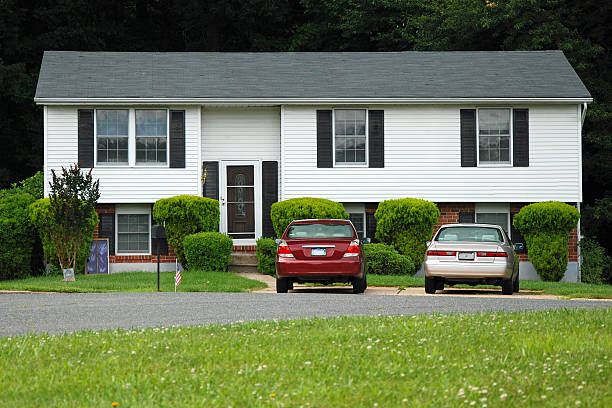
201;106;280;161
281;104;581;203
45;106;201;202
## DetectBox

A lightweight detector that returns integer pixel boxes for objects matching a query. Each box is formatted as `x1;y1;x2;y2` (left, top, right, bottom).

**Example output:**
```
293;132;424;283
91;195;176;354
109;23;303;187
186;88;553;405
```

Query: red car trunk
286;239;352;260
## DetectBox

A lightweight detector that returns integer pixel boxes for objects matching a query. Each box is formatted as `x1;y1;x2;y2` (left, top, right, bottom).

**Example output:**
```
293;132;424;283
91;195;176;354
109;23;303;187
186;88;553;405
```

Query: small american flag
175;260;182;291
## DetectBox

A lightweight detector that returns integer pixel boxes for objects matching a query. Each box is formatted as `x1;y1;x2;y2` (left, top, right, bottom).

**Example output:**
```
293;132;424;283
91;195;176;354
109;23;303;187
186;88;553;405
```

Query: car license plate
458;252;474;261
311;248;326;256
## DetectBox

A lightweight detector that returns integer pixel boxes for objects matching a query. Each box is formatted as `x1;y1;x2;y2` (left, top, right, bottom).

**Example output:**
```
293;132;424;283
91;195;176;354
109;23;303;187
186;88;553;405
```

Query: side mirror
513;243;524;252
275;238;282;245
426;241;431;247
362;237;371;244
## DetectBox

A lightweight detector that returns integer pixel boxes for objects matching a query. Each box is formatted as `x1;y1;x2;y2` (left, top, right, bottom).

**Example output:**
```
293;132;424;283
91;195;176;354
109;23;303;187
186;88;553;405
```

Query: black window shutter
78;109;94;167
98;213;115;255
368;110;384;168
317;110;333;168
169;110;185;168
513;109;529;167
202;161;219;200
460;109;477;167
366;213;378;242
262;161;279;237
510;212;527;252
458;211;475;223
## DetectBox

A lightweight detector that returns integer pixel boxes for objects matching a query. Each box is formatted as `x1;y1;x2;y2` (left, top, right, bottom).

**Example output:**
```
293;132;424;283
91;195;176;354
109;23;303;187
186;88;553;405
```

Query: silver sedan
424;223;521;295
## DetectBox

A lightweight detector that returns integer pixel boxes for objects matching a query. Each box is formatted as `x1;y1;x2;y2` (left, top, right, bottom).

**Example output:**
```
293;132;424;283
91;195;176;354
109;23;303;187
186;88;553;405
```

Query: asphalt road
0;291;610;336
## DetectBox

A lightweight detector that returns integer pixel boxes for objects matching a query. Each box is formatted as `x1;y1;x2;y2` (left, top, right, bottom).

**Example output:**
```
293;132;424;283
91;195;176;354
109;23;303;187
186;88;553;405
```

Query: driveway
0;292;610;336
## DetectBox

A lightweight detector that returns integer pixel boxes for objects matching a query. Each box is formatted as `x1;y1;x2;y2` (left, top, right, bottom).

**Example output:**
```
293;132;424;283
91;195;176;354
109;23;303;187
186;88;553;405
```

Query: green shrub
153;195;220;268
364;243;415;275
29;198;98;274
0;171;44;200
256;237;278;276
374;198;440;267
579;238;612;285
183;232;233;271
513;201;580;281
270;197;348;237
0;193;37;280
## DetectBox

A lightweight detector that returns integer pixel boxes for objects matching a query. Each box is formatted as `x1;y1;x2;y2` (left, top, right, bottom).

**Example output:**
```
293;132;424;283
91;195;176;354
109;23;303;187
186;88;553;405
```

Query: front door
220;161;259;243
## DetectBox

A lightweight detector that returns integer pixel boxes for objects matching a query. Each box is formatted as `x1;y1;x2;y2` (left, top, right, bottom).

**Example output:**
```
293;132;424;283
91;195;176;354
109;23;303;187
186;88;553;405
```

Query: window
286;223;355;239
335;109;366;165
349;213;365;239
96;110;129;164
476;212;509;236
117;214;150;254
478;108;511;164
436;226;503;243
136;110;168;164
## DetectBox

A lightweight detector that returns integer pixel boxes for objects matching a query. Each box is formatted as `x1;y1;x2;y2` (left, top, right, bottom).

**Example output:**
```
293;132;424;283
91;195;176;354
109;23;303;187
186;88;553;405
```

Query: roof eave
34;97;594;106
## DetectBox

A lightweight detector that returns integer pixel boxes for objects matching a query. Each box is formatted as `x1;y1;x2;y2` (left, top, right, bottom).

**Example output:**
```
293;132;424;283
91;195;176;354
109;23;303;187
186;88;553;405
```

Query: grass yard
368;274;612;299
1;309;610;407
0;270;266;293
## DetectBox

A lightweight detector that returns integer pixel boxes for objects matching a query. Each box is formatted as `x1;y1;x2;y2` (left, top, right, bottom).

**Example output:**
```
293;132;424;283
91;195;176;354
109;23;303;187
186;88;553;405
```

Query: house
35;51;591;281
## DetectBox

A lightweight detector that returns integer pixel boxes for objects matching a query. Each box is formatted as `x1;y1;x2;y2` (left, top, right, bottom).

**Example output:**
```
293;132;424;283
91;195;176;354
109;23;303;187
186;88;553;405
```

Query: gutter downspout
581;102;588;126
577;202;581;283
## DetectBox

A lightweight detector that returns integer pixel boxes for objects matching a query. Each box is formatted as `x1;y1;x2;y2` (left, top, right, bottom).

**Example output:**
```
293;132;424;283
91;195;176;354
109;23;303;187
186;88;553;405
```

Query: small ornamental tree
153;195;220;268
513;201;580;281
270;197;348;237
48;164;100;273
374;198;440;266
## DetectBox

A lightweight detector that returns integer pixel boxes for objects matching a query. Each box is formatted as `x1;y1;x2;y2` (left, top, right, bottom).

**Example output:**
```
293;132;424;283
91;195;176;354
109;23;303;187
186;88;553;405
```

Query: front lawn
0;309;610;407
0;270;266;293
368;274;612;299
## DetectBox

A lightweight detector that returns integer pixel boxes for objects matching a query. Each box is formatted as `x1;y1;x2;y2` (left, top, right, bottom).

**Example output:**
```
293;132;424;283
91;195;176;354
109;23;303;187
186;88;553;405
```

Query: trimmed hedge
374;198;440;267
28;198;98;274
270;197;348;237
153;195;220;268
364;243;415;275
0;171;44;200
513;201;580;281
183;232;233;271
579;238;611;284
0;193;37;280
256;237;277;276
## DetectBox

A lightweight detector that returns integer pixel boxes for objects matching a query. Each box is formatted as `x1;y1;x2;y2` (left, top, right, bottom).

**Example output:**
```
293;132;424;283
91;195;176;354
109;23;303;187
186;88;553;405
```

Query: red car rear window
286;223;354;239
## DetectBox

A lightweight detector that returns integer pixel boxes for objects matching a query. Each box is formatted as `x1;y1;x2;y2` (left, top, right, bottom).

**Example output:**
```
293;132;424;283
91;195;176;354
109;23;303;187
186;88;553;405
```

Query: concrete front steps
228;252;259;273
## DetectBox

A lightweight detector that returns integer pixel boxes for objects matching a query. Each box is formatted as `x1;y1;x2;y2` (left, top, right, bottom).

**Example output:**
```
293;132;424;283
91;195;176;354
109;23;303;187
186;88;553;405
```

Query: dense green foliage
255;237;277;276
0;193;37;280
0;171;44;200
513;201;580;281
1;310;611;406
579;238;612;285
364;243;415;275
29;198;97;274
270;197;348;237
374;198;440;266
183;232;233;272
153;195;220;268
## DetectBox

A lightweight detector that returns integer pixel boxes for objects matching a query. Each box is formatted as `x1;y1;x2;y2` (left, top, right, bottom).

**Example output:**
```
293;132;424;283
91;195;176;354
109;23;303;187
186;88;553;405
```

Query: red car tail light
427;250;456;256
343;240;360;257
477;251;508;257
277;241;294;258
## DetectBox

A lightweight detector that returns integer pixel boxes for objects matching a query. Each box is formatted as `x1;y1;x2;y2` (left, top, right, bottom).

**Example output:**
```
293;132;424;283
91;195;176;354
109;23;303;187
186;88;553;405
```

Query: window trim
476;107;513;167
135;108;170;166
94;108;170;168
475;203;511;240
94;108;130;167
332;108;369;167
115;205;152;256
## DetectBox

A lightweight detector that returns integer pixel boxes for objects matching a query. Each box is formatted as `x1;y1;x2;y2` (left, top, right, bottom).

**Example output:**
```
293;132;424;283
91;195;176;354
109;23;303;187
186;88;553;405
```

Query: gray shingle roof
35;50;591;100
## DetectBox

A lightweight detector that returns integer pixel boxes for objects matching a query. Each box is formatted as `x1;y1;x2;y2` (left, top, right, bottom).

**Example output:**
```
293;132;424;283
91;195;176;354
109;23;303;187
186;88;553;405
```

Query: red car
275;219;367;294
